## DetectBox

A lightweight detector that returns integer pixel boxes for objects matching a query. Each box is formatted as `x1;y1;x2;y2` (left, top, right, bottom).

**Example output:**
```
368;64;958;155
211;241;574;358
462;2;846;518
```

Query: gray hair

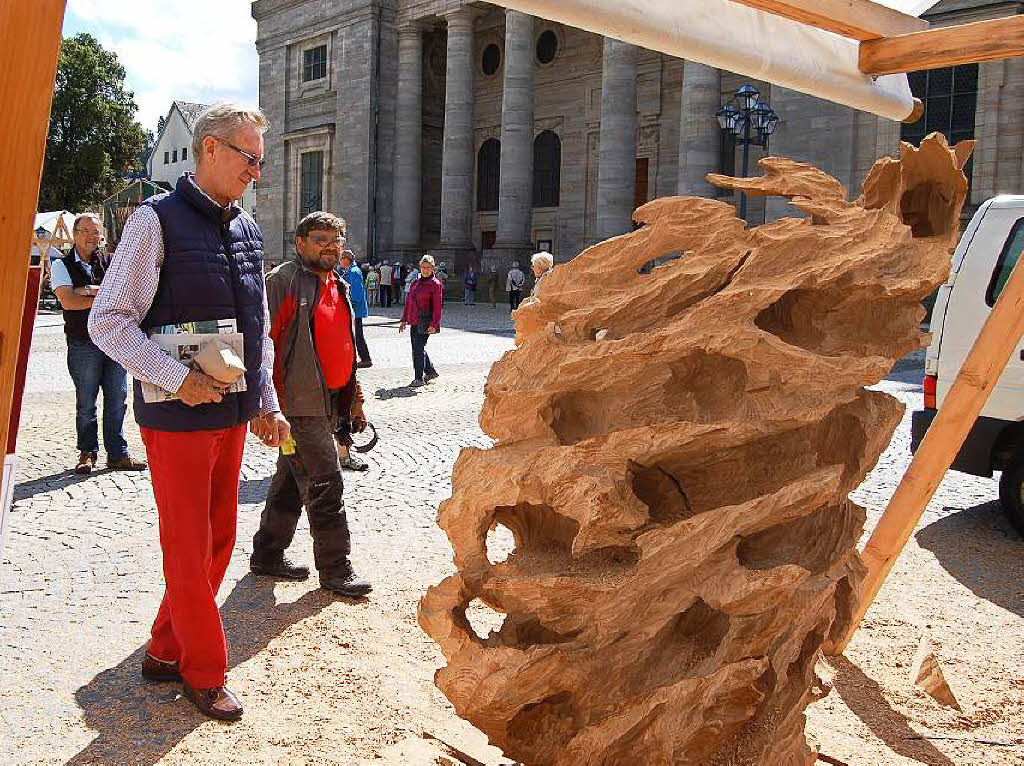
531;251;554;270
192;103;269;163
73;212;103;232
419;254;436;266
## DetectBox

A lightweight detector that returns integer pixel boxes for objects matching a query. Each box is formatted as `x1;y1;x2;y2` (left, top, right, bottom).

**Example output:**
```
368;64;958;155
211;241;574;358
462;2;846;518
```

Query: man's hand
177;370;228;406
249;414;272;442
398;321;406;333
264;412;291;447
427;325;438;334
73;285;99;297
350;400;367;433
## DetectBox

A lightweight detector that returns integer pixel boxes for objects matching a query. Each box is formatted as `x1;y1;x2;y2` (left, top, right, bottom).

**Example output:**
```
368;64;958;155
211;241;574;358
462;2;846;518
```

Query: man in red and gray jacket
250;211;372;598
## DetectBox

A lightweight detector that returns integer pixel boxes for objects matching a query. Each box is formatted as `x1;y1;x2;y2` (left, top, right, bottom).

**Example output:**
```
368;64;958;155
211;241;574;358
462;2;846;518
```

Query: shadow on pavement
825;656;955;766
374;385;422;400
365;307;514;337
68;574;334;765
13;469;100;502
916;500;1024;618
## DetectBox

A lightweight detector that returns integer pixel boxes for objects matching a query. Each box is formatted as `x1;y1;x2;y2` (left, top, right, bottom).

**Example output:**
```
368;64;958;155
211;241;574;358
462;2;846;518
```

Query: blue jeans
464;287;475;305
410;328;437;382
66;340;129;459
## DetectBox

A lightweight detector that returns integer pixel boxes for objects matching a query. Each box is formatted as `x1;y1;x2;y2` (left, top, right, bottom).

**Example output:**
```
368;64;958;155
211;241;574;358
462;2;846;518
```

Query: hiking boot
408;379;426;388
108;455;148;471
339;454;369;472
321;564;372;598
141;652;182;682
250;555;310;581
75;451;97;474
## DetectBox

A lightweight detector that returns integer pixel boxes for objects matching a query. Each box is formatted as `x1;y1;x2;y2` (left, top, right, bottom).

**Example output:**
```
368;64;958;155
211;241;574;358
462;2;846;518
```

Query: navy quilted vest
133;173;266;431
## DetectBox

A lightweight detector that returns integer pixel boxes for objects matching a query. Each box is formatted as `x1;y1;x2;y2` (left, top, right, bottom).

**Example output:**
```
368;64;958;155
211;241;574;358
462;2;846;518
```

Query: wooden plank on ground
859;15;1024;74
829;250;1024;654
0;1;66;460
727;0;928;41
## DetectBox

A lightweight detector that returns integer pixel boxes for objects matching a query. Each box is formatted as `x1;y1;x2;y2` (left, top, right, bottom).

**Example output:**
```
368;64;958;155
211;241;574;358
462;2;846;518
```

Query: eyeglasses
308;234;346;248
214;136;266;169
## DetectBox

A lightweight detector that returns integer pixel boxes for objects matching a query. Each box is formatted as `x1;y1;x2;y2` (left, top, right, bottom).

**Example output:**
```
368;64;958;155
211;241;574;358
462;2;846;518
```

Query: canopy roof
492;0;1021;121
33;210;74;235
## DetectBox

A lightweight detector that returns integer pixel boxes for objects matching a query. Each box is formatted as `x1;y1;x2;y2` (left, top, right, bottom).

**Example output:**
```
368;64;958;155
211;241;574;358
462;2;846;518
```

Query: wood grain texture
0;1;66;457
728;0;927;41
859;15;1024;74
420;134;972;765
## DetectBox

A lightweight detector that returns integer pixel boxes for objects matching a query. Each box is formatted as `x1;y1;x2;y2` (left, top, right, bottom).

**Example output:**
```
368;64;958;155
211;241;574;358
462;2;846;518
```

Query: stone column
677;61;721;197
392;23;423;255
489;10;535;270
596;37;637;242
438;9;476;272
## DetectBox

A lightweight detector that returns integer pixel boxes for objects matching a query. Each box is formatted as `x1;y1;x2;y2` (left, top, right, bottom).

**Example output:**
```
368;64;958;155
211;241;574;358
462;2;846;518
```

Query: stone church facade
251;0;1023;271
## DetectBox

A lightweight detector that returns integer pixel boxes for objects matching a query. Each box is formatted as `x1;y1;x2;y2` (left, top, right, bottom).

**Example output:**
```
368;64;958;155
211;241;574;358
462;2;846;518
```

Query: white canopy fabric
491;0;942;121
33;210;73;234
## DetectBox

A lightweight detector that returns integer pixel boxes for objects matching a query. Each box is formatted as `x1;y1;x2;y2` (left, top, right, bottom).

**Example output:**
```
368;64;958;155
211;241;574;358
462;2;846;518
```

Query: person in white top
378;261;393;308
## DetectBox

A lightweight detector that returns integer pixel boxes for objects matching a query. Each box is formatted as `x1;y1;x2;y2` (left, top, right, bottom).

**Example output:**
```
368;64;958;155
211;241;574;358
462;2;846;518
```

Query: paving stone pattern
0;305;1016;764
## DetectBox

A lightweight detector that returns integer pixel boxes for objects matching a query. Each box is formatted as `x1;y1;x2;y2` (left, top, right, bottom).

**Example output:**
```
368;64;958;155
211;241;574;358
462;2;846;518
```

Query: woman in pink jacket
399;254;444;387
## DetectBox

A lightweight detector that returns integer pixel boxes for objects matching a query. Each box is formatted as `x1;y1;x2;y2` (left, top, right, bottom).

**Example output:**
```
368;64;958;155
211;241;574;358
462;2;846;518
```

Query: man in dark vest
50;213;147;474
90;104;287;722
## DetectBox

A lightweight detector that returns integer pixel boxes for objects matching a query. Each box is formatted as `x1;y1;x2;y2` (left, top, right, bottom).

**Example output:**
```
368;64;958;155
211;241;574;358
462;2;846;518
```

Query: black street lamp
716;84;779;219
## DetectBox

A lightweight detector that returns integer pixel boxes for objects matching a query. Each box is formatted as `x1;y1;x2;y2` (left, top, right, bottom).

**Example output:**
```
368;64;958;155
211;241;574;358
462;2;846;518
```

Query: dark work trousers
354;317;371;364
252;391;351;576
509;289;522;311
410;328;437;382
381;284;392;308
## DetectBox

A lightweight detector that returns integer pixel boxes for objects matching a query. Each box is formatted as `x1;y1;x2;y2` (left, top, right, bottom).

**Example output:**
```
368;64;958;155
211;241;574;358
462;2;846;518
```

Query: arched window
477;138;501;212
533;130;561;208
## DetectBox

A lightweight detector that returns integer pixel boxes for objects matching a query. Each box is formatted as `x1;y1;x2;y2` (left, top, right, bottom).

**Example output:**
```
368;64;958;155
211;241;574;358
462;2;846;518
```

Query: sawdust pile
420;134;972;765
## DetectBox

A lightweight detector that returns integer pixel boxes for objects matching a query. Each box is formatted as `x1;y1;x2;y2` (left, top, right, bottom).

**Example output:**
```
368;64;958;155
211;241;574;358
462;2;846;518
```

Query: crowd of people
42;101;561;724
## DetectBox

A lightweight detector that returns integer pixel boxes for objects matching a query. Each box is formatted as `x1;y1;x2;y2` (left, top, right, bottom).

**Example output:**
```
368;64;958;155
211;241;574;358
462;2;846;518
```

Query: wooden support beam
830;251;1024;654
727;0;927;41
860;15;1024;75
0;2;65;466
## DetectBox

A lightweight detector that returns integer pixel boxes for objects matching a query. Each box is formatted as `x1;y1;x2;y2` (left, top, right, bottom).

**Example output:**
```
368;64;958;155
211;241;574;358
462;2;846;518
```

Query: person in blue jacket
340;250;372;368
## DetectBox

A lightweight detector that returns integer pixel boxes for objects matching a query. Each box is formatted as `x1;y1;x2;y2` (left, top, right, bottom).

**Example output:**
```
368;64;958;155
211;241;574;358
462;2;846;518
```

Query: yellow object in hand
281;436;296;455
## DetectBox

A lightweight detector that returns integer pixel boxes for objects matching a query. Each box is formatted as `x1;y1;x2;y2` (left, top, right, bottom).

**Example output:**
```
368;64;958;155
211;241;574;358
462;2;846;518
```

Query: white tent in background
488;0;944;121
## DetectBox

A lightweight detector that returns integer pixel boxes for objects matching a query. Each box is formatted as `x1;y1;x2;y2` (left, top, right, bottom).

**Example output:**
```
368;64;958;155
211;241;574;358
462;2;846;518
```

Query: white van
912;195;1024;534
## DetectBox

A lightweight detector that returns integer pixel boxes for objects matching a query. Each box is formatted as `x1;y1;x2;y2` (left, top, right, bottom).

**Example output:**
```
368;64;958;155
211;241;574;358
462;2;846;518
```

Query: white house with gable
147;100;256;214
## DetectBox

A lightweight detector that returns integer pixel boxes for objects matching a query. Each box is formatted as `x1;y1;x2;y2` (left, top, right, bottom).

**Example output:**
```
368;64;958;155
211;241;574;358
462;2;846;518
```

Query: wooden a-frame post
0;1;67;555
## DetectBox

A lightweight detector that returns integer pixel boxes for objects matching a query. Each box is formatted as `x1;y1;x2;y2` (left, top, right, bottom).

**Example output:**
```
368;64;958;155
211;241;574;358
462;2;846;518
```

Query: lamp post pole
716;84;779;222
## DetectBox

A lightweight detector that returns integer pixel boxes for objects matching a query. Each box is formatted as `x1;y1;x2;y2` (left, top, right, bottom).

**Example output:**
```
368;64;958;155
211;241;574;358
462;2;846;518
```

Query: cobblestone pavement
1;304;1021;764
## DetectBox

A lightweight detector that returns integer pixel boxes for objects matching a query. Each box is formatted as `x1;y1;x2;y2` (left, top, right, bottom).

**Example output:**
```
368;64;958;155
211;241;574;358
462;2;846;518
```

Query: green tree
39;33;146;212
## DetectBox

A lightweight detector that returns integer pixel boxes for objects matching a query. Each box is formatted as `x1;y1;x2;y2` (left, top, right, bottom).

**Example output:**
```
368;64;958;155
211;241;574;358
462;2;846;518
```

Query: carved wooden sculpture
420;134;970;765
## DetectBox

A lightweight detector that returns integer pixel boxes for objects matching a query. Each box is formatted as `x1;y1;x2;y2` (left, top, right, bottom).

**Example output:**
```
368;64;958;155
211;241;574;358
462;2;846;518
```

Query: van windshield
986;219;1024;306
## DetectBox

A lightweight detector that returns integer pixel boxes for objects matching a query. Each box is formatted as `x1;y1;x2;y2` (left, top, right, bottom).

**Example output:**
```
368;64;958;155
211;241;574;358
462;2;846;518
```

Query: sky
62;0;260;135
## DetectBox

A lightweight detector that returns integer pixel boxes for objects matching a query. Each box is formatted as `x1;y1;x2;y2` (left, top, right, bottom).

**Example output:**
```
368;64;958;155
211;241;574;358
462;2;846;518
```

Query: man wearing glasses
89;103;286;722
51;212;147;474
249;211;373;598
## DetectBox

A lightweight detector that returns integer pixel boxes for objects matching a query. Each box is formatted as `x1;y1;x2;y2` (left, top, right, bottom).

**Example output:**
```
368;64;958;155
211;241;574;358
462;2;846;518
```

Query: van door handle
1020;349;1024;361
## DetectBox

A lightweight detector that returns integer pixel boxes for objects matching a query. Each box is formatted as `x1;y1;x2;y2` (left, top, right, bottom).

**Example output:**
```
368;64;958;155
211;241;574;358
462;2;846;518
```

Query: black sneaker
250;555;310;581
321;564;372;597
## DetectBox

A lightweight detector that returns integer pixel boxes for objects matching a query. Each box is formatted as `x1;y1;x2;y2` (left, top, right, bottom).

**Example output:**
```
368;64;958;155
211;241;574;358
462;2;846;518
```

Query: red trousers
141;425;246;688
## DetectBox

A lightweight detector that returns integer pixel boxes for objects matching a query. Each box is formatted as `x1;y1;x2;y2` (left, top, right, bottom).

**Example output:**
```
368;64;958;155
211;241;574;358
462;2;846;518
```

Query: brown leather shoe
75;451;97;474
183;682;243;721
108;455;148;471
141;653;182;682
